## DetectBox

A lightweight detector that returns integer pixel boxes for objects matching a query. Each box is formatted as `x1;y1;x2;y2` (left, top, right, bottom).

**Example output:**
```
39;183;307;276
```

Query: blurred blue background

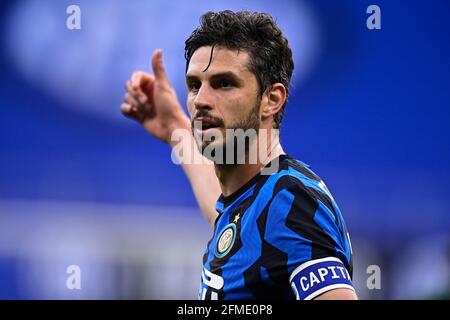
0;0;449;299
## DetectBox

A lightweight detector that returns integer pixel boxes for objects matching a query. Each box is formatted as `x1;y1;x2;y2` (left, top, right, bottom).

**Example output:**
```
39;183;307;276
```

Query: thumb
151;48;170;86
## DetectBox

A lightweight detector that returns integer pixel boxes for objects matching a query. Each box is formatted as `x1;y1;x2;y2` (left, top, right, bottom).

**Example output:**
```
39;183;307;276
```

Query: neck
215;132;284;197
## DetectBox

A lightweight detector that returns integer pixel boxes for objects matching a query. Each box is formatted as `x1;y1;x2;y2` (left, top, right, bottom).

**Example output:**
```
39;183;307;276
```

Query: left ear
261;83;287;121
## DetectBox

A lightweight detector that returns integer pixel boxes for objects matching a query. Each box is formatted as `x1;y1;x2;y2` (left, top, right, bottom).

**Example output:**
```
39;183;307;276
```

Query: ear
261;83;287;123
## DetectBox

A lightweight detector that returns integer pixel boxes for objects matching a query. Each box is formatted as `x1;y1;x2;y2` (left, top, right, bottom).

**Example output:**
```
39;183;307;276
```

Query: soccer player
121;11;356;300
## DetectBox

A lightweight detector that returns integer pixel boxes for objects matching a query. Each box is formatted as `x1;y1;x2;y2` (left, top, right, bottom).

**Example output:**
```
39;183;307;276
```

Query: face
186;46;262;155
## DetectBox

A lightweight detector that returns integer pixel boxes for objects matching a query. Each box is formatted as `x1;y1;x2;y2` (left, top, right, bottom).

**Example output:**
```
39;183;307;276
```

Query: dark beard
198;99;261;165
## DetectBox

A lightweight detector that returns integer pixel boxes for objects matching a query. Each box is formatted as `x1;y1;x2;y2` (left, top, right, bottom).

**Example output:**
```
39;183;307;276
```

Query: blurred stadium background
0;0;449;299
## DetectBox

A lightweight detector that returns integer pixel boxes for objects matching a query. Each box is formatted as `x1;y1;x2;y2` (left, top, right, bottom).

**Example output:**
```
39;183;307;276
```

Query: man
121;11;356;300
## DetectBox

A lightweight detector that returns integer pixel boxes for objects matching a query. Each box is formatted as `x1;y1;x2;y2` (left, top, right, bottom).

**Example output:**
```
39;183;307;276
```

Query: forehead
186;46;251;77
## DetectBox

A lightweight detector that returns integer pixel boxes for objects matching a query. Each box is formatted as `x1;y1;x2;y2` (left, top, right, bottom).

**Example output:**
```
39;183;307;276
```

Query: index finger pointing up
151;48;170;86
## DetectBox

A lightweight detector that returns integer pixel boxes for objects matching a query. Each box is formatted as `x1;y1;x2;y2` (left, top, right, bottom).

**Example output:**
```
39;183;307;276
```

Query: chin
199;140;227;162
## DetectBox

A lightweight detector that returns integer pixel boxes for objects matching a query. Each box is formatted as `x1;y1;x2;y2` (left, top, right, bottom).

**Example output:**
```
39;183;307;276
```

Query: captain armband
290;257;355;300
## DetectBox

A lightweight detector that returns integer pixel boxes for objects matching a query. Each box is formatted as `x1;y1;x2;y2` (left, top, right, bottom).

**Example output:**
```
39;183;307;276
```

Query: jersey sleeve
263;177;355;300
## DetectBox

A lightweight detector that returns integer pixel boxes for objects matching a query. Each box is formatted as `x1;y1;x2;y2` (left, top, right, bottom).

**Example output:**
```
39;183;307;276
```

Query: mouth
193;117;223;134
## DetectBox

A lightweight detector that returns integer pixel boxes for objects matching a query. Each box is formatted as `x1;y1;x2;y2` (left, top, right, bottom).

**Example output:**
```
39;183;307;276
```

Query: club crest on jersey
215;223;236;258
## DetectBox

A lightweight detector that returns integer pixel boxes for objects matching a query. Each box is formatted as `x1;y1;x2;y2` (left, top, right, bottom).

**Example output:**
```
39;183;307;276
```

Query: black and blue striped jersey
199;154;354;300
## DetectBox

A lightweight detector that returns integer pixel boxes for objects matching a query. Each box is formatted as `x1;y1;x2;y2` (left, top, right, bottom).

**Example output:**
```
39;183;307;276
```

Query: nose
193;84;214;112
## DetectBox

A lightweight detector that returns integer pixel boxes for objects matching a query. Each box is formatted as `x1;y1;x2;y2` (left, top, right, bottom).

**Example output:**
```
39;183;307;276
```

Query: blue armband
290;257;354;300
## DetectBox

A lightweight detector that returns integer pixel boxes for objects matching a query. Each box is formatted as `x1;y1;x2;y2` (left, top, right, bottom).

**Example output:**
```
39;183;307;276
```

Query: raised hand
121;49;190;143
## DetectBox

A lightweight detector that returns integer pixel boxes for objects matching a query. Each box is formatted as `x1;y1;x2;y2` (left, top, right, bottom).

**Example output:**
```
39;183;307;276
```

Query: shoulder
261;156;342;238
264;155;323;204
254;155;339;221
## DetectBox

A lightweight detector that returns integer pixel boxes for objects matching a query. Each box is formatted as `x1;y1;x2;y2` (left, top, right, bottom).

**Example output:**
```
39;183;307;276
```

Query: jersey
199;154;354;300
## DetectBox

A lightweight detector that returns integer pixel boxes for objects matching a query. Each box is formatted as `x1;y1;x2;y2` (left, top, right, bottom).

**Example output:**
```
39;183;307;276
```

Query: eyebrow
186;71;244;85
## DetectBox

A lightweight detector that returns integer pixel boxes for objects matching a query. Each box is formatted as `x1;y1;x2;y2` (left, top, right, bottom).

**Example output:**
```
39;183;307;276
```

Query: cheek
219;98;241;124
186;96;195;116
227;96;254;118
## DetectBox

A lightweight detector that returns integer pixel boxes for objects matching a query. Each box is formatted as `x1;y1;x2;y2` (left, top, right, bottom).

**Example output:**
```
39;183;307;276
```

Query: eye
188;81;200;92
220;79;233;88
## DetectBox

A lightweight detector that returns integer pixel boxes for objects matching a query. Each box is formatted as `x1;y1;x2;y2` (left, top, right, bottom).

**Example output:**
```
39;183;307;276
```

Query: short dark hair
185;10;294;128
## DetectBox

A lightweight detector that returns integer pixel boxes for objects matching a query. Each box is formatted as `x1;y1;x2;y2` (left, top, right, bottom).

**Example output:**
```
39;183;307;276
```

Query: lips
193;117;223;131
201;121;221;130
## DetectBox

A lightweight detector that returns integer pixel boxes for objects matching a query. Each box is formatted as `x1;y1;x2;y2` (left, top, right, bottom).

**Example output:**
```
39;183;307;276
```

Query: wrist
167;114;191;146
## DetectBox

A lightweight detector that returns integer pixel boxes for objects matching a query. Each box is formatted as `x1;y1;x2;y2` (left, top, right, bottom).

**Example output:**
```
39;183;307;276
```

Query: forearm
179;157;221;225
167;118;221;225
122;52;220;225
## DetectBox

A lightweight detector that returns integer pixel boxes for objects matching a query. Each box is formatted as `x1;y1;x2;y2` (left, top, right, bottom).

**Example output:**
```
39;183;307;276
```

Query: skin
185;46;285;196
121;47;357;300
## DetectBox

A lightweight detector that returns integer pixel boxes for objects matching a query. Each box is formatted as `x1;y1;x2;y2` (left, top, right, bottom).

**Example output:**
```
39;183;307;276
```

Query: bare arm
121;49;220;224
168;129;221;225
314;288;358;300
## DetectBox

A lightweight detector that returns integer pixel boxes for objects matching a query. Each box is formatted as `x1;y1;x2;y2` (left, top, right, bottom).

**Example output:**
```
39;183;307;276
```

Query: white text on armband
289;257;354;300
